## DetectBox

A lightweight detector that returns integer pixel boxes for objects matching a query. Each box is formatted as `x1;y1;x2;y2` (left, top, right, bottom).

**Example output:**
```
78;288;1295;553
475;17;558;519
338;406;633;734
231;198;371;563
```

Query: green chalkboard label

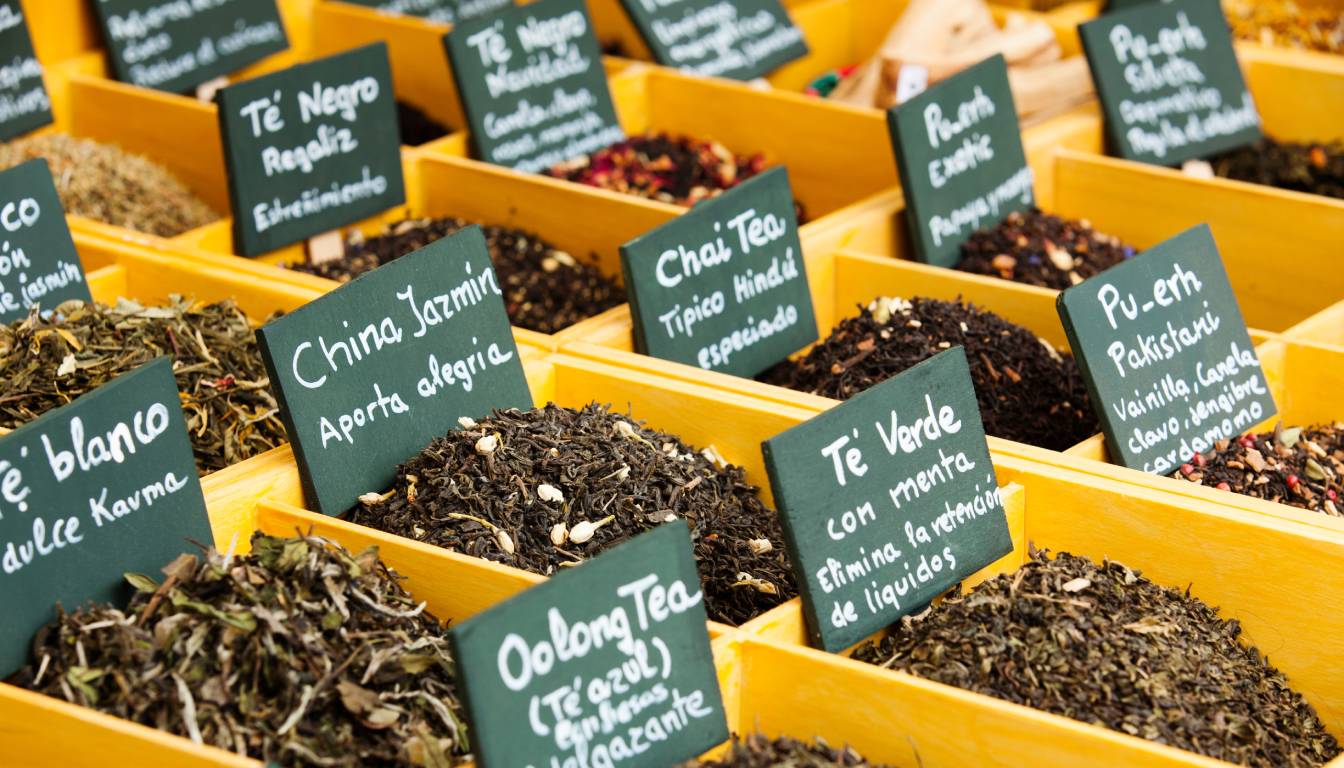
337;0;513;24
1106;0;1163;10
216;43;406;256
762;348;1012;653
256;226;532;516
0;3;52;140
90;0;289;95
444;0;624;173
0;357;211;676
615;0;808;80
1057;224;1275;474
888;54;1033;268
1078;0;1262;167
619;167;816;378
0;159;91;323
450;520;728;768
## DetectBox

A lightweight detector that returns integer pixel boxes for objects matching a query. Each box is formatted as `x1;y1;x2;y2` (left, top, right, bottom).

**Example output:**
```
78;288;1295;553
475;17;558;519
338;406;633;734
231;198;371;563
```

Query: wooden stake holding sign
0;2;53;141
1077;0;1263;168
88;0;289;96
214;44;406;260
1057;224;1276;474
887;54;1035;268
255;226;532;516
451;521;728;768
0;159;92;323
762;348;1013;652
0;358;212;676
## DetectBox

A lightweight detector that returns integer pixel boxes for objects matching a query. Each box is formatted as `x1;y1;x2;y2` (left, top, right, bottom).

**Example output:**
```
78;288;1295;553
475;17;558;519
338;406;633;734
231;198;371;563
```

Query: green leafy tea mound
9;534;468;768
0;133;218;236
0;298;284;474
851;552;1339;767
686;733;883;766
348;403;795;626
288;216;621;334
759;297;1098;451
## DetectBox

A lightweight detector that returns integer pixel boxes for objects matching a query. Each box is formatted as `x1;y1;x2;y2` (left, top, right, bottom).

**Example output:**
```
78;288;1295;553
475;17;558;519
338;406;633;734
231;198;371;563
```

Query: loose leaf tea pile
288;217;622;334
544;132;775;209
396;101;449;147
1172;422;1344;515
0;133;218;237
851;551;1340;768
760;297;1098;450
0;298;284;474
686;734;880;767
1225;0;1344;54
10;533;468;767
1209;138;1344;201
956;208;1135;289
348;403;795;626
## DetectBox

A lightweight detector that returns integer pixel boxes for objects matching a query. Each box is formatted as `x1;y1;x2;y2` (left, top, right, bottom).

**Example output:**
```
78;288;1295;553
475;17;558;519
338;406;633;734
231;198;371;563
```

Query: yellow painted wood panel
1286;300;1344;354
1051;150;1344;332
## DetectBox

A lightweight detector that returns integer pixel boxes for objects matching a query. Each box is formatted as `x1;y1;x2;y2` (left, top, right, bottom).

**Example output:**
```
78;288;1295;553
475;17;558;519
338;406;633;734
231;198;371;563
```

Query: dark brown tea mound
851;552;1339;768
396;100;450;147
1209;138;1344;201
1171;422;1343;515
760;297;1098;451
543;132;775;209
347;403;796;626
957;208;1135;289
685;733;881;767
288;217;622;334
10;534;468;768
0;298;284;474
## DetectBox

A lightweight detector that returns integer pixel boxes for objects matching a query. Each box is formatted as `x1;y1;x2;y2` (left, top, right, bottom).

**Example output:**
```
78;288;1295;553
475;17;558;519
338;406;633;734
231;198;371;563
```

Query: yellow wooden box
418;64;900;228
1286;299;1344;355
724;451;1344;766
796;147;1344;334
151;147;668;348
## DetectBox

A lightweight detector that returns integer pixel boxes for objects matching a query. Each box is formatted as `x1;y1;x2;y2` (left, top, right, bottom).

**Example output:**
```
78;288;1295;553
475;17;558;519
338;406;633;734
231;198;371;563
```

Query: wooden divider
1286;300;1344;354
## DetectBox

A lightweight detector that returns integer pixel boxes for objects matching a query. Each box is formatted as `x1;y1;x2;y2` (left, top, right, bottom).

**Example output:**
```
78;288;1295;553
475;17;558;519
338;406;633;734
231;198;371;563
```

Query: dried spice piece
760;297;1098;451
1208;137;1344;201
852;551;1339;768
288;217;621;334
686;733;881;767
544;132;804;218
9;533;469;767
0;133;218;237
957;208;1135;289
347;403;795;626
396;101;450;147
1171;422;1344;515
0;297;284;474
1225;0;1344;54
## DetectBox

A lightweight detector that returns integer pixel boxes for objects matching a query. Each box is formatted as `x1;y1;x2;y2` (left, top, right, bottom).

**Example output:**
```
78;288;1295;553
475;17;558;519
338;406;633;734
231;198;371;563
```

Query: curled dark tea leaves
288;217;621;334
10;533;469;767
1172;422;1344;515
1209;137;1344;201
760;297;1099;451
685;733;882;767
347;403;796;626
0;297;285;474
956;208;1135;289
851;551;1340;768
